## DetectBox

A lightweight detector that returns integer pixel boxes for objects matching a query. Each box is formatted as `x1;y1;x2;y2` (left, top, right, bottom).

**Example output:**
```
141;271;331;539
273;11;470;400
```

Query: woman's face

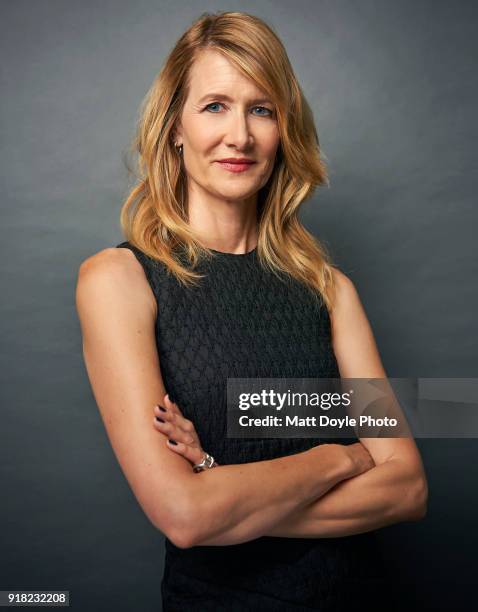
175;49;280;203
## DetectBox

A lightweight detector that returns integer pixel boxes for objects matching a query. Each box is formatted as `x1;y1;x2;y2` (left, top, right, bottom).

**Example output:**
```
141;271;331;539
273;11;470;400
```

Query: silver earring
175;143;183;155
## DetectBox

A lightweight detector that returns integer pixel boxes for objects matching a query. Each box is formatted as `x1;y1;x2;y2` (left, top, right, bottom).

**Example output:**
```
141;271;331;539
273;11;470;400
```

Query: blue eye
205;102;222;113
252;106;273;116
204;102;273;117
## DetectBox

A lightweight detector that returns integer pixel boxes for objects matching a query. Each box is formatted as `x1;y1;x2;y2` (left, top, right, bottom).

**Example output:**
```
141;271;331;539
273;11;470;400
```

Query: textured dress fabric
116;241;394;612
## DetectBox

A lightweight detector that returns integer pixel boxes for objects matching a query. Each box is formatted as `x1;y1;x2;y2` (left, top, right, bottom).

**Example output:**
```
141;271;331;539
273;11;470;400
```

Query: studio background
1;1;476;610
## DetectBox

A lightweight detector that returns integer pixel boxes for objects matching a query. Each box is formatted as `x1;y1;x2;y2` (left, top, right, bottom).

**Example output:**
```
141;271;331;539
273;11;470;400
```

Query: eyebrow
197;93;273;105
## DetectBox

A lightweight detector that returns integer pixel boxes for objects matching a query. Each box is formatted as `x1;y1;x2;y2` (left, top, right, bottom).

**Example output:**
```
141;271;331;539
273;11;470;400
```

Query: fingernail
155;416;165;423
168;439;177;445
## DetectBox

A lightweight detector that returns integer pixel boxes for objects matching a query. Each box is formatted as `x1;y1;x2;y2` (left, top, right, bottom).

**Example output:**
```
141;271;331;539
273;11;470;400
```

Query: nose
224;110;253;150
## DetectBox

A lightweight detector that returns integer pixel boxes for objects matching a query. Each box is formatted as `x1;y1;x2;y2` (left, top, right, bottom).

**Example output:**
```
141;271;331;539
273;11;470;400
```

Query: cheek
270;127;281;155
261;145;280;172
256;124;280;156
185;120;218;152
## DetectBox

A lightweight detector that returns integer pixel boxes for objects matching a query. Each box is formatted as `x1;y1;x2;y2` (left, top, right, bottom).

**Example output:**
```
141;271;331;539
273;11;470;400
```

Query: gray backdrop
1;1;476;610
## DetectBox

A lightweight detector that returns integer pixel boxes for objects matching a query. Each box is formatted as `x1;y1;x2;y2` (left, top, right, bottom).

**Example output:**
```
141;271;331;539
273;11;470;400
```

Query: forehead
186;49;266;99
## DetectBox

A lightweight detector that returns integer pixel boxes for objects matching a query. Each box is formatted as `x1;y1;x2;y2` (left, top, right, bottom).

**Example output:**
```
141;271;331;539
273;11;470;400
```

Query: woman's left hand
153;393;206;467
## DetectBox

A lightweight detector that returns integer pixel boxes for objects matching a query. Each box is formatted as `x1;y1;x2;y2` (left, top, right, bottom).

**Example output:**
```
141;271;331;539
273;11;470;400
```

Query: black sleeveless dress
116;241;393;612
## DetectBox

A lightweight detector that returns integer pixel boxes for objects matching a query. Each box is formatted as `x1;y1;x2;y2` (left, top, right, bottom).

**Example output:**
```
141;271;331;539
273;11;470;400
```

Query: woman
76;11;428;611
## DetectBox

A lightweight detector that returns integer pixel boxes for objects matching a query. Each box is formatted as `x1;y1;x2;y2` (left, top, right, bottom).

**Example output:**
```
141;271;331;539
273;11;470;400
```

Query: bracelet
193;452;216;472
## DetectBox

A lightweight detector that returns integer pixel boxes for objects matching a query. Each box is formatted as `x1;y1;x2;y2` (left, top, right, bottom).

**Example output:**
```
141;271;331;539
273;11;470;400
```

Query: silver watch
193;452;216;472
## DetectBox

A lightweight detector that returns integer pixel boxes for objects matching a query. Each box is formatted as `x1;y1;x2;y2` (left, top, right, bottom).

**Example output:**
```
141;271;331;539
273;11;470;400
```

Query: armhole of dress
318;294;341;378
317;292;332;328
115;241;159;301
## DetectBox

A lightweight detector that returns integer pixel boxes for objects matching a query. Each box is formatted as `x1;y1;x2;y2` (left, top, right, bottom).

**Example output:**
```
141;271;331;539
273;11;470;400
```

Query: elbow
405;476;429;522
155;493;201;550
167;525;197;550
168;484;222;548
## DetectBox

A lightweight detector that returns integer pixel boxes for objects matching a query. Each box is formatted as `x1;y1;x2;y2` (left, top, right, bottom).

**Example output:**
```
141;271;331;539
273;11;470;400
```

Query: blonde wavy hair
120;10;338;311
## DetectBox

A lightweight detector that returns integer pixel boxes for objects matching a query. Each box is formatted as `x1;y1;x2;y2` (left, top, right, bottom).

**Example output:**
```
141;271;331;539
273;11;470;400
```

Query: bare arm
75;249;371;550
204;455;425;538
266;455;426;538
180;445;424;540
181;441;374;546
265;268;428;537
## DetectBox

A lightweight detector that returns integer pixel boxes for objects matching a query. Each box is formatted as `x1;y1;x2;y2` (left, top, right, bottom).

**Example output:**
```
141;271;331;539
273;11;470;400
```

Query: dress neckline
209;246;257;257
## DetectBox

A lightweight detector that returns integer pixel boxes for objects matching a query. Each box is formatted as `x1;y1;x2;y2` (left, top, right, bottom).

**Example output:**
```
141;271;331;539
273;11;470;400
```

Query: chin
215;183;259;200
220;191;256;202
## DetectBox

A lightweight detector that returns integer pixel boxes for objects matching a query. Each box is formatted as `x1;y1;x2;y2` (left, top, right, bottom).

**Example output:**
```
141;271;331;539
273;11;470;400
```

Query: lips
215;160;257;173
217;158;255;164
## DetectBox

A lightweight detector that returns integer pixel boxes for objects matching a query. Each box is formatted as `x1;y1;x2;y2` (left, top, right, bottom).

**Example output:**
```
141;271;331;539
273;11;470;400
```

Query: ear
171;122;183;146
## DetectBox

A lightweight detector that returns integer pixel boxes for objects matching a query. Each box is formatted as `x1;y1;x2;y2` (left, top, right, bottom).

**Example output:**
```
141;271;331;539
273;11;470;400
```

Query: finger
153;404;185;432
154;404;199;442
166;438;204;466
153;414;196;445
160;396;202;447
164;393;181;415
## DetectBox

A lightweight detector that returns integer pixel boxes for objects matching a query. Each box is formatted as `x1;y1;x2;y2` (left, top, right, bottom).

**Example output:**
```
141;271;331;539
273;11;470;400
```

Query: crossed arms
76;249;428;549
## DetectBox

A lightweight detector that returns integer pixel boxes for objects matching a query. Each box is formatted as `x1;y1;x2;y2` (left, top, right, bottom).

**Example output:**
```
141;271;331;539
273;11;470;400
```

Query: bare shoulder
329;266;361;320
78;246;146;283
76;247;156;317
330;265;353;288
75;247;194;546
328;265;385;377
